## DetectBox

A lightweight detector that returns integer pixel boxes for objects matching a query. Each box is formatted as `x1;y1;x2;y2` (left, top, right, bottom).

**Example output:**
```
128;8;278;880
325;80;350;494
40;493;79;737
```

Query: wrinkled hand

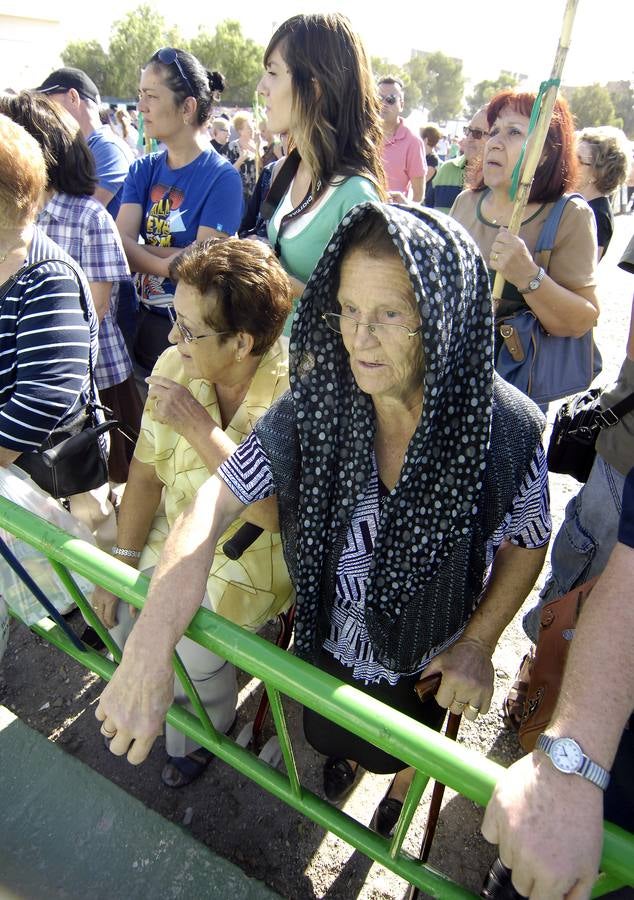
482;752;603;899
489;227;539;290
146;375;210;436
95;643;174;764
91;585;121;629
420;636;494;720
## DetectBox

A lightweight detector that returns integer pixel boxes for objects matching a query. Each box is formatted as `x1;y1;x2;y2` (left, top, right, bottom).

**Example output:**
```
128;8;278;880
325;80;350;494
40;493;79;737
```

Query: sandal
502;651;533;732
161;714;238;788
161;747;215;788
323;757;359;805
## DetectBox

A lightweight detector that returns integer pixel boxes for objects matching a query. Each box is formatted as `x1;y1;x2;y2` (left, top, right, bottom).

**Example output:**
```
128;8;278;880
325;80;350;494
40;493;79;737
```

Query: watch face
529;278;540;290
550;738;583;773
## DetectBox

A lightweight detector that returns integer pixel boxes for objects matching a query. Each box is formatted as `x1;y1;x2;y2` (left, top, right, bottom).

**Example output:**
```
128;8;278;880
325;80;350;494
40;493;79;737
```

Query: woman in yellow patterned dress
91;237;293;786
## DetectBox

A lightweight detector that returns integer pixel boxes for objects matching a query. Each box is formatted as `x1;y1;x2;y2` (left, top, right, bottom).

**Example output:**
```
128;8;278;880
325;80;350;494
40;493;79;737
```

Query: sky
33;0;634;89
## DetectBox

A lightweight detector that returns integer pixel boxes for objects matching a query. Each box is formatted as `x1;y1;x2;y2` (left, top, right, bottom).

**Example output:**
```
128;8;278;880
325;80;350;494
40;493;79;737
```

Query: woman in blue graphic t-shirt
117;49;243;371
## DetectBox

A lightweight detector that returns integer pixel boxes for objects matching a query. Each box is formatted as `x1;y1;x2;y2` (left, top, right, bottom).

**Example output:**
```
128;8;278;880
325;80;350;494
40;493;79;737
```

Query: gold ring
492;252;498;261
467;703;481;714
101;725;117;738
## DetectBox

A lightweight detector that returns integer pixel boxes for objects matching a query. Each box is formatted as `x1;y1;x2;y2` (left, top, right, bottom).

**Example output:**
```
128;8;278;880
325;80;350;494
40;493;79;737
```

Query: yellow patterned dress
134;338;293;630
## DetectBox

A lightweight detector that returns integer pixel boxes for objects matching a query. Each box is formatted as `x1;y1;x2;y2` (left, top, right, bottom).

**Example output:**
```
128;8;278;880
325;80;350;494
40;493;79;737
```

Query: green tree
408;51;464;121
608;80;634;138
61;40;110;95
569;83;622;129
105;4;168;98
190;20;263;108
466;71;519;117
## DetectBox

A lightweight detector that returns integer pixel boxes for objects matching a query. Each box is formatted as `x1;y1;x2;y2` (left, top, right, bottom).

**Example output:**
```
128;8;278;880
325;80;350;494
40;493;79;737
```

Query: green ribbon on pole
508;77;561;201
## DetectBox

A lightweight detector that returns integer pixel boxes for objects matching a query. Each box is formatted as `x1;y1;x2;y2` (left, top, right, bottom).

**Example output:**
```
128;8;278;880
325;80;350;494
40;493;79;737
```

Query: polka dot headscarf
288;202;495;672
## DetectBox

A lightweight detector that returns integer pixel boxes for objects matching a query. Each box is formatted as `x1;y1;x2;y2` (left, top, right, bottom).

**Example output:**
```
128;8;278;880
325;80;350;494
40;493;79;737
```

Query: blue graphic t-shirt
121;147;242;306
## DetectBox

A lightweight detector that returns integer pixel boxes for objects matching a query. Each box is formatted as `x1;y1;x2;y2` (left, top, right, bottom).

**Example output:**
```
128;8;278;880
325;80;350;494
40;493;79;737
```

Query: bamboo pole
492;0;580;303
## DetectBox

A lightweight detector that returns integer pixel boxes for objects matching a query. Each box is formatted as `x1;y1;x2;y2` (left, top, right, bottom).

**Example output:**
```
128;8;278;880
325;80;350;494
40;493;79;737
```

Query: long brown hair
264;14;386;198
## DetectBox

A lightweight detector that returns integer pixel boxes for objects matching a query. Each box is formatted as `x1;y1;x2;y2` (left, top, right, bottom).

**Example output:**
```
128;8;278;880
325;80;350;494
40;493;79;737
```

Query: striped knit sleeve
217;431;275;505
0;264;90;451
491;444;551;550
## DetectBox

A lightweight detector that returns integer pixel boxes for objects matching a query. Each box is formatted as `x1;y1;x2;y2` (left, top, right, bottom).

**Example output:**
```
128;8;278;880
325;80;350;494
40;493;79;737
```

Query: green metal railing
1;495;633;897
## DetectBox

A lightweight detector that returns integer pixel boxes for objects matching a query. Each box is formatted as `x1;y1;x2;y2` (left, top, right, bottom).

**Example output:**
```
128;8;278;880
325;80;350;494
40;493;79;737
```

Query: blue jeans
523;454;625;642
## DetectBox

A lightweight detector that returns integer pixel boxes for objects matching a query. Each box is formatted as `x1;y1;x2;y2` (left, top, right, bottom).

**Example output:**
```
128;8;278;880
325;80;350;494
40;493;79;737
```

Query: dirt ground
1;216;632;900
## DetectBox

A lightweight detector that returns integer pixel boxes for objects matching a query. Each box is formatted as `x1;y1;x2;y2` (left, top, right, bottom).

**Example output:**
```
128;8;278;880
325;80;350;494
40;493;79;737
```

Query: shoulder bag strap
534;192;585;271
10;258;98;410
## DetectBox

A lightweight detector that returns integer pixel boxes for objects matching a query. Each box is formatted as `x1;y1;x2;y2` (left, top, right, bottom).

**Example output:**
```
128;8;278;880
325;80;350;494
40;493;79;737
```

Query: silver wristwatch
520;266;545;294
536;734;610;791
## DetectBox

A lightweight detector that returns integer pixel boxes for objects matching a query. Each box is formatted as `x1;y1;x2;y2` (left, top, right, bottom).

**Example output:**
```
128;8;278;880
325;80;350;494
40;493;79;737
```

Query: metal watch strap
536;734;610;791
520;266;545;294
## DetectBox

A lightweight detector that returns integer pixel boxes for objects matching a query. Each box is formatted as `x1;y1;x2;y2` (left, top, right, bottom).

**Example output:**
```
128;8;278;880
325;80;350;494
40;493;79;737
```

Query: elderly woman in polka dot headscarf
96;202;550;837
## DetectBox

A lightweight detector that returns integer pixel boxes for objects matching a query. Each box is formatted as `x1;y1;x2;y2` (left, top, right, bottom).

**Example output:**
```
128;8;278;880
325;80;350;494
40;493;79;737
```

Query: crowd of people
1;10;633;899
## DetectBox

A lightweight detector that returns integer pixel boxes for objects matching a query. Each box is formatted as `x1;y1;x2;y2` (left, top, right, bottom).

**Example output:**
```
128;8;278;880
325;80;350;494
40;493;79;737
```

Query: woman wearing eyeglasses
116;48;243;373
451;91;599;403
90;238;294;787
96;203;550;841
256;13;386;334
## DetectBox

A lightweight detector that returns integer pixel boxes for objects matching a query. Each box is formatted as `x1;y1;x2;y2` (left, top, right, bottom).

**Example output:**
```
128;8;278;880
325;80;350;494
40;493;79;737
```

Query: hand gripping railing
1;495;633;898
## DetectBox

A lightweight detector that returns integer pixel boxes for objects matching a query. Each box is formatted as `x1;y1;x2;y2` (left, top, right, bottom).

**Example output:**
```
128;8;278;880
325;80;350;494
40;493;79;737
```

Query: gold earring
236;354;242;362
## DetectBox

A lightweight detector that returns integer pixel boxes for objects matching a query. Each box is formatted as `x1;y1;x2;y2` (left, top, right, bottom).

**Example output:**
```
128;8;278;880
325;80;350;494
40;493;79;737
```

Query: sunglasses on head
463;126;489;140
380;94;398;105
156;47;195;98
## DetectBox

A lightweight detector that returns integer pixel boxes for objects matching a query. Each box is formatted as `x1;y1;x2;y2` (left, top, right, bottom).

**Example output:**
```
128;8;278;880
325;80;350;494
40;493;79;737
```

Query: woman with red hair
452;91;599;372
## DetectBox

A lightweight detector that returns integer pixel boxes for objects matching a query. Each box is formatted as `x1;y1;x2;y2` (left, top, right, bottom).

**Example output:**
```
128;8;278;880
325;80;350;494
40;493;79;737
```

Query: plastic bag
0;465;96;625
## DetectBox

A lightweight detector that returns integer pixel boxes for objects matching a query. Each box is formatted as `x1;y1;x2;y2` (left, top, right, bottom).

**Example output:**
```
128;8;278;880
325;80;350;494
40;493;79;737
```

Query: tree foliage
607;81;634;138
408;51;464;122
105;4;167;98
569;83;622;130
59;7;264;105
61;40;110;94
190;20;263;107
466;71;519;117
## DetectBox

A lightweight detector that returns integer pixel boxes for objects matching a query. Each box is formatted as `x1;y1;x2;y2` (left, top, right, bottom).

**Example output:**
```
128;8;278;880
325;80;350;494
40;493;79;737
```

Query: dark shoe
161;747;215;788
161;714;238;788
370;794;403;838
323;757;359;804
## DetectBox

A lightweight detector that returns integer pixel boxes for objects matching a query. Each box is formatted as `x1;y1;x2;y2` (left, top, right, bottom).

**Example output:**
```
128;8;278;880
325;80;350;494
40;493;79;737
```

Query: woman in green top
257;13;386;334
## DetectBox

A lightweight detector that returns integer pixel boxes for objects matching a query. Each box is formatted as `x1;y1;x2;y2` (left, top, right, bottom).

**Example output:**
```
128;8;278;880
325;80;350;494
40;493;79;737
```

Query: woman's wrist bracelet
112;546;142;559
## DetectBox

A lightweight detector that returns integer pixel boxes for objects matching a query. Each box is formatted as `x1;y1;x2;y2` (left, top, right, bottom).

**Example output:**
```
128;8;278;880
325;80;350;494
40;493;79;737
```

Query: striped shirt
37;192;133;389
0;228;98;452
219;432;551;685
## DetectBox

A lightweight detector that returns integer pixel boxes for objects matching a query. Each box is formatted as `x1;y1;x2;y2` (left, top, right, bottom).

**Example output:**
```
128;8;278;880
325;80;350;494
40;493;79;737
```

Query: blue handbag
496;194;602;406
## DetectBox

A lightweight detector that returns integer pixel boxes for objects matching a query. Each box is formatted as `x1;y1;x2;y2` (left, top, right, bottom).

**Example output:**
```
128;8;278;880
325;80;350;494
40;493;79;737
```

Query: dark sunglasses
380;94;398;105
156;47;195;98
463;126;489;140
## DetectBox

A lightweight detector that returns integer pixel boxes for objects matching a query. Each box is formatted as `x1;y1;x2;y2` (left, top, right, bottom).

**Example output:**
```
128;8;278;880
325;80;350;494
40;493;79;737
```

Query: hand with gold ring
417;635;494;721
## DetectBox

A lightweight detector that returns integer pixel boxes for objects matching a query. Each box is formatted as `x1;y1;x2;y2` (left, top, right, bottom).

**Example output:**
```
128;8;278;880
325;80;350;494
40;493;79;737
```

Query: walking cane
407;672;463;900
491;0;580;308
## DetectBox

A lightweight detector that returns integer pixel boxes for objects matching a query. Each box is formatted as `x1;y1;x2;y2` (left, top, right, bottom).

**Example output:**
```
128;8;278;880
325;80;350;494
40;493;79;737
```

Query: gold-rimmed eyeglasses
322;312;422;340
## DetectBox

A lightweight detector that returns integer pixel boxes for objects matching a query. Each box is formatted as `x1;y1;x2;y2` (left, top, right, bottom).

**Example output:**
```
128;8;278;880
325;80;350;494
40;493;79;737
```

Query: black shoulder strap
259;149;302;222
7;258;97;407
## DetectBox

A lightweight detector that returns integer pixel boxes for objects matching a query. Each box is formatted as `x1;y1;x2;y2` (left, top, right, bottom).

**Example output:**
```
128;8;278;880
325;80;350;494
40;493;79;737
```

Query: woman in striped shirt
0;114;98;466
